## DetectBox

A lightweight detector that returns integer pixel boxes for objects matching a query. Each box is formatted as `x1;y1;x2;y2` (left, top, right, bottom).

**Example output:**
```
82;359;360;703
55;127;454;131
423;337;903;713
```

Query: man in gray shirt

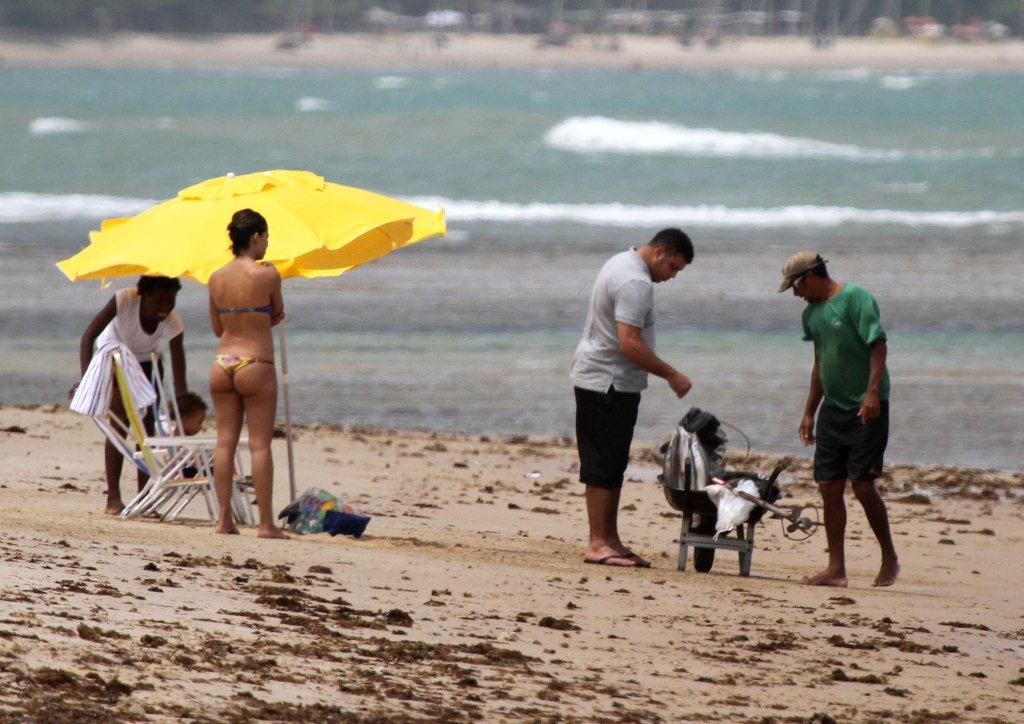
571;228;695;568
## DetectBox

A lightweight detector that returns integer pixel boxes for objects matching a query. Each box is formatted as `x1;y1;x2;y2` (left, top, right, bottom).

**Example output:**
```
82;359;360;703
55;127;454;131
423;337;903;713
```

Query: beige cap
778;251;825;292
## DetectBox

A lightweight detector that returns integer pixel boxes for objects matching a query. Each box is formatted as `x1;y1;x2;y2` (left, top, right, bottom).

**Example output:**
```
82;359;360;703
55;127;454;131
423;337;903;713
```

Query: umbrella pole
278;321;297;502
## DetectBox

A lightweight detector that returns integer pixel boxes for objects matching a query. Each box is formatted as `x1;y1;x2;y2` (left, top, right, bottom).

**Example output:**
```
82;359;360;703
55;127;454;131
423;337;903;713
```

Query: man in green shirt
780;252;899;588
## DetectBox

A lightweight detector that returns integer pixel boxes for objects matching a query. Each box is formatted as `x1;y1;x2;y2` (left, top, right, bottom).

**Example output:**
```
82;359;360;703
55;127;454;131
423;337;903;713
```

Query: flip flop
584;554;644;567
623;552;652;568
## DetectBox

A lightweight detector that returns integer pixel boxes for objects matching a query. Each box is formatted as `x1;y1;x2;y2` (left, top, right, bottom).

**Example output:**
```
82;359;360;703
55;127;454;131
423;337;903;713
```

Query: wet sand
2;32;1024;72
0;404;1022;720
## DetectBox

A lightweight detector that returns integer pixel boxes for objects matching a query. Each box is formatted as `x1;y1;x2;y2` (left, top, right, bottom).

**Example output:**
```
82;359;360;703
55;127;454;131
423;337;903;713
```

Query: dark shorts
575;386;641;491
139;359;163;391
814;401;889;483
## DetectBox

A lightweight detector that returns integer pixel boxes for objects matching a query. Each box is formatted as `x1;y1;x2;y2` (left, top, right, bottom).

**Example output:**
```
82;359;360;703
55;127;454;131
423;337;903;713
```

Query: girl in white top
72;276;188;515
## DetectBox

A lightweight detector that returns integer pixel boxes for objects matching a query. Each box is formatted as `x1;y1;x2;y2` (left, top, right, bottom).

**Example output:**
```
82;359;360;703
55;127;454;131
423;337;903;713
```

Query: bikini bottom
214;354;273;377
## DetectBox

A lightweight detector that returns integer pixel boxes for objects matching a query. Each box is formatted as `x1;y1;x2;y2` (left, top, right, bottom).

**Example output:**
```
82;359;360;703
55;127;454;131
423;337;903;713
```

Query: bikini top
216;300;274;315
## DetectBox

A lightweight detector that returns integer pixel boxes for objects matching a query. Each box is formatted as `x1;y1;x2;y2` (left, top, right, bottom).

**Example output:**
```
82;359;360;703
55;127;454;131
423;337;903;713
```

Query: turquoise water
0;67;1021;468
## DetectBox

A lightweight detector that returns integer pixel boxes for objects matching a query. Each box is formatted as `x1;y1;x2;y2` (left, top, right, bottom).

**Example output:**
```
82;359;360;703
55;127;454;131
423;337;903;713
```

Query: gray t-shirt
571;248;655;393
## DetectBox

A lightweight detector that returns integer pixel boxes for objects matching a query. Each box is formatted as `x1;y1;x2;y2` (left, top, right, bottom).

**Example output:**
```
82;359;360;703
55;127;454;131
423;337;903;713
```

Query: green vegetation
0;0;1020;36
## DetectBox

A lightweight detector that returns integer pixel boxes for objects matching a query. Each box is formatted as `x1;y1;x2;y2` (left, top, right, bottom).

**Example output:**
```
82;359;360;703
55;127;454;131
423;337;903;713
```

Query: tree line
1;0;1020;36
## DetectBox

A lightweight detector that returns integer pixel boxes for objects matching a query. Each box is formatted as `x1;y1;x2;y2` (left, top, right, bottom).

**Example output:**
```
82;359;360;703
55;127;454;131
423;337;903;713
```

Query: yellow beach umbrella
57;169;446;500
57;169;445;283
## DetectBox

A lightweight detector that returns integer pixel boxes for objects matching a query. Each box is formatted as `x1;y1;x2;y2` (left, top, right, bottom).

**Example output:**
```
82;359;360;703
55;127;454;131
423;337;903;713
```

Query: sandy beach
2;32;1024;72
0;404;1021;720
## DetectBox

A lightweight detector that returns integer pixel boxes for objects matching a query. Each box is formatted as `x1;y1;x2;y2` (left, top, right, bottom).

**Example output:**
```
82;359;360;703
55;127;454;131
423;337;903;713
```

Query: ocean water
0;66;1021;469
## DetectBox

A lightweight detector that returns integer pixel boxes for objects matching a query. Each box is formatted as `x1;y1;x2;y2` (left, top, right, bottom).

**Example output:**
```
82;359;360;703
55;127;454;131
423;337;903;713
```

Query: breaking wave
543;116;1001;160
0;193;156;223
28;117;91;135
880;75;921;91
409;197;1024;229
296;96;331;112
4;191;1021;231
374;76;409;90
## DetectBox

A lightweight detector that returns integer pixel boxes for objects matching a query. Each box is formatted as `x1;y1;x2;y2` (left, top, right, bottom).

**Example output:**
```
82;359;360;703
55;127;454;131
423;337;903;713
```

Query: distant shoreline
2;31;1024;72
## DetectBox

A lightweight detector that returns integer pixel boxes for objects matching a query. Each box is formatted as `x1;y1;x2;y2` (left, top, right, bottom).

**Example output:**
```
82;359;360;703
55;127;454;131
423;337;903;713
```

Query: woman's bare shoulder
257;262;282;280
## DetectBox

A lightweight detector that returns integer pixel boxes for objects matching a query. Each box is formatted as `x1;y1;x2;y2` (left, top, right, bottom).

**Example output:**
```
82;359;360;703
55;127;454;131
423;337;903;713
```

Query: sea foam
375;76;409;90
296;96;331;112
408;196;1024;229
544;116;905;160
543;116;1009;160
28;117;91;135
4;191;1021;230
0;193;155;223
880;75;920;90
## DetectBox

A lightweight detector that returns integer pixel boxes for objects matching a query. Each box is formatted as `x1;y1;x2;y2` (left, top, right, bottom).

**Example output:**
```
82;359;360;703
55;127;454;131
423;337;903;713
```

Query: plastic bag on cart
704;479;759;539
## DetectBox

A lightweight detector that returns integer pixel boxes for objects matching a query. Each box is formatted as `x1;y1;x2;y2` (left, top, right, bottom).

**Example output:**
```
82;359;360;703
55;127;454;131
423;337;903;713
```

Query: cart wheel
694;547;716;572
692;514;716;573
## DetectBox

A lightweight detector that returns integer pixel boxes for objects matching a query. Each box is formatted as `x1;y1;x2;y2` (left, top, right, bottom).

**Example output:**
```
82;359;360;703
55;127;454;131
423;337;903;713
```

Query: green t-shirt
802;283;889;411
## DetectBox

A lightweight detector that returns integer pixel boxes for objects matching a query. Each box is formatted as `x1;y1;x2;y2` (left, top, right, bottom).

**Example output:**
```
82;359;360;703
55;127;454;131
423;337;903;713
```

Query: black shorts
575;386;641;491
814;401;889;483
139;359;163;393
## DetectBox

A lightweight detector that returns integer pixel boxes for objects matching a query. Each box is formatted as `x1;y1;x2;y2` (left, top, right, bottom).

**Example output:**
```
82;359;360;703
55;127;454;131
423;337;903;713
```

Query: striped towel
70;342;156;417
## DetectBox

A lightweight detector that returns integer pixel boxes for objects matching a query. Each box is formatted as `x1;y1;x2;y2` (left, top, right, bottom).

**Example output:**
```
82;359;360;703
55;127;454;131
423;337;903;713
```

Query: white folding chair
91;350;255;524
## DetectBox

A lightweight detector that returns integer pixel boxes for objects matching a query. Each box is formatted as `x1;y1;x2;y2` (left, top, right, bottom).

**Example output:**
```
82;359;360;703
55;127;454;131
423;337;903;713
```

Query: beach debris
940;621;992;632
385;609;413;627
140;634;167;648
828;596;856;606
77;623;129;641
831;668;885;684
271;568;297;584
524;470;542;479
893;493;931;504
828;634;878;650
750;631;801;652
537;616;579;631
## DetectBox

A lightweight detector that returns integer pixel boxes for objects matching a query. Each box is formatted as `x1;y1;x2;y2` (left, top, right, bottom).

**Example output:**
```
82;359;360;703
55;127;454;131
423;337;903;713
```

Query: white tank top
95;288;184;361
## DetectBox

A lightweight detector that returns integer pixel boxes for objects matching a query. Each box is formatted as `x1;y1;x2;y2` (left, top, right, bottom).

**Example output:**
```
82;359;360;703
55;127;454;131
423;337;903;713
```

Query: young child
176;392;208;481
176;391;207;436
71;276;188;515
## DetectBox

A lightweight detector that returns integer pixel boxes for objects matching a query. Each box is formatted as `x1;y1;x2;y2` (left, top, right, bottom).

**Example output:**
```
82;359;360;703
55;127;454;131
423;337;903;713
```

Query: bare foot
257;526;289;540
803;568;848;587
104;499;125;515
214;524;240;535
873;559;899;587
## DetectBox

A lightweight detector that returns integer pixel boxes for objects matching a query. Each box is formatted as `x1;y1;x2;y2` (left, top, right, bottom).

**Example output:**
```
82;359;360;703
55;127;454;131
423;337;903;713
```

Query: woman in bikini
208;208;287;538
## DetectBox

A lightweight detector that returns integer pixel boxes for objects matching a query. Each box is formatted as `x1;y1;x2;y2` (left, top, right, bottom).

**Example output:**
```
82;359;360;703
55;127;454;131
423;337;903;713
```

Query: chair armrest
144;435;249;447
